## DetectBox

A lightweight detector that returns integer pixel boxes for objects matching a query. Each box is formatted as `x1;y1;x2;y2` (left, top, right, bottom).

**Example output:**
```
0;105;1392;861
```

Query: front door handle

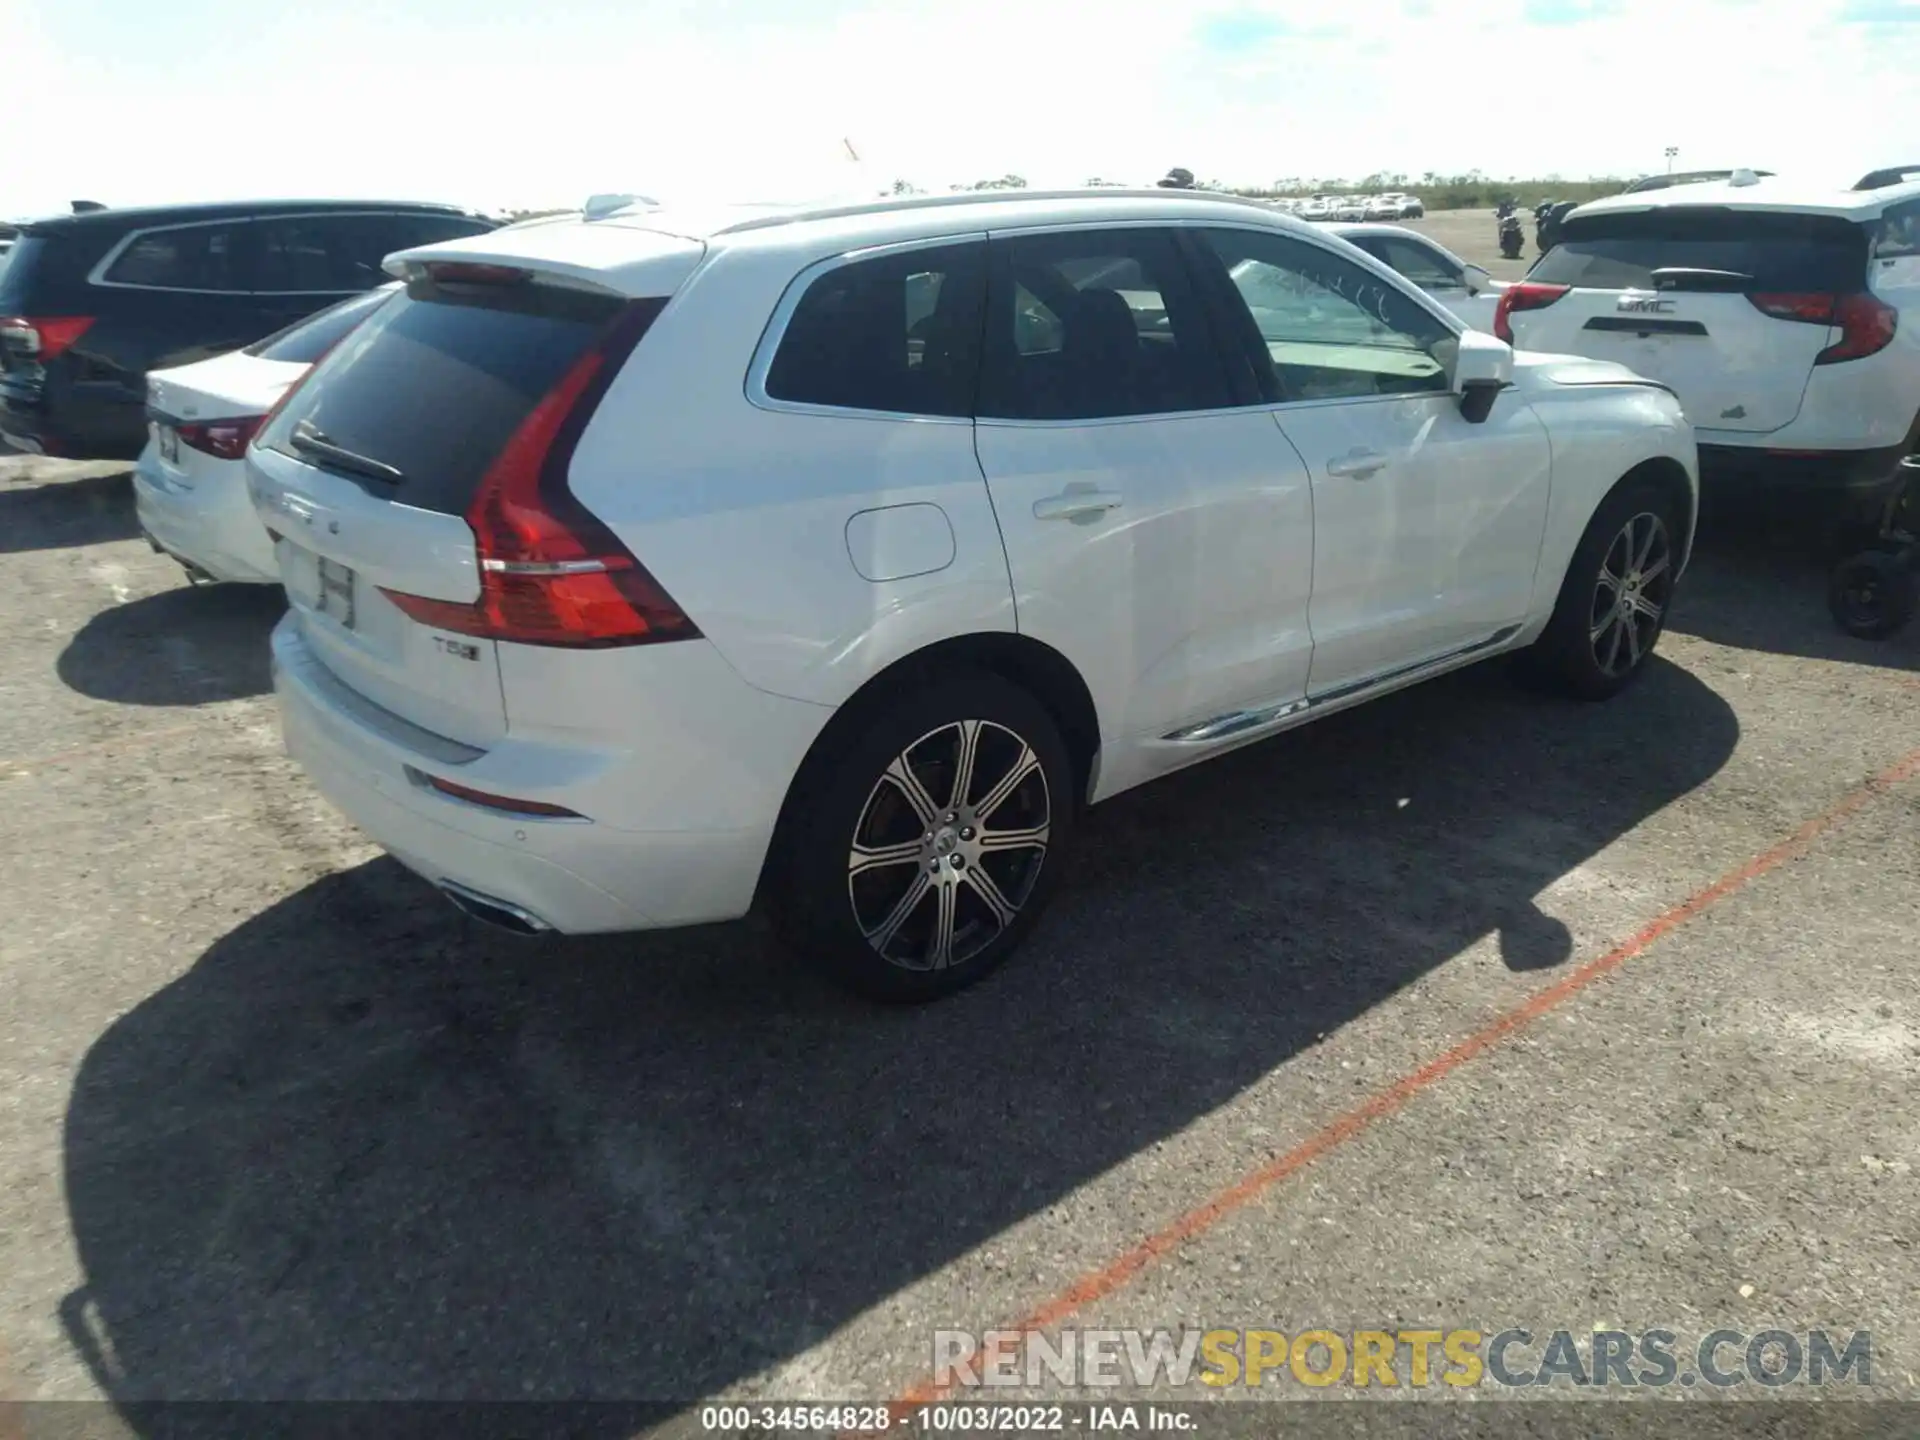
1033;488;1124;522
1325;448;1388;479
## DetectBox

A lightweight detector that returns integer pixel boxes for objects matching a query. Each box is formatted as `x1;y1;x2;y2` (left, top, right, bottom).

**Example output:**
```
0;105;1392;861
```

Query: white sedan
134;286;396;584
1331;222;1508;331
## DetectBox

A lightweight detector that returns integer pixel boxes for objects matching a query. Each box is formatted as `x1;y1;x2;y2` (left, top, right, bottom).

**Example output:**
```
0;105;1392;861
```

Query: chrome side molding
1161;625;1523;744
1162;696;1310;743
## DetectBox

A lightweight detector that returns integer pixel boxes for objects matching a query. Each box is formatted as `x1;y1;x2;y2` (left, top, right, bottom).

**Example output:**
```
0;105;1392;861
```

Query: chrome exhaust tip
438;881;554;936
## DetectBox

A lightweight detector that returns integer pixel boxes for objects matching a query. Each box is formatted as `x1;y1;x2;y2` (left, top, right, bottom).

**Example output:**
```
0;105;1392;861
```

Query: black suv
0;199;496;459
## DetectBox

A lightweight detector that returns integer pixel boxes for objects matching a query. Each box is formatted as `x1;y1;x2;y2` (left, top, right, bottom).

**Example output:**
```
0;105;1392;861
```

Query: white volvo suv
248;189;1698;1000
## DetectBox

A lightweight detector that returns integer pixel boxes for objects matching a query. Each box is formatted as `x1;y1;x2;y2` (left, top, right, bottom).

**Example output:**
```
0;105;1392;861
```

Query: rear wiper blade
1651;267;1756;293
290;420;404;486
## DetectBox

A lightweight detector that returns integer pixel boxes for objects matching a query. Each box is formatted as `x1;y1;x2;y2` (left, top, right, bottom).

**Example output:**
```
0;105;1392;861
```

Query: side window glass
256;217;382;292
1377;237;1463;290
104;224;247;291
979;228;1234;421
763;241;986;418
1200;228;1454;402
1875;201;1920;261
382;214;496;253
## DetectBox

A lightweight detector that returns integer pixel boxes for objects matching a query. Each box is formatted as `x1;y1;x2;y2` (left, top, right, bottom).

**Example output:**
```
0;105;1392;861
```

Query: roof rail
706;186;1282;236
1855;164;1920;190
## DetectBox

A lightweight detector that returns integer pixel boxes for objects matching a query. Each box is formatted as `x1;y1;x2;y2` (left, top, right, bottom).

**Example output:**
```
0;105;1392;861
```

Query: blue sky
3;0;1914;216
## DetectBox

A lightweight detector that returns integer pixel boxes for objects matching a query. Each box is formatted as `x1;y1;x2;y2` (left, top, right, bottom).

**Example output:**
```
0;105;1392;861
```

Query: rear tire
771;670;1074;1002
1829;549;1916;640
1524;481;1681;700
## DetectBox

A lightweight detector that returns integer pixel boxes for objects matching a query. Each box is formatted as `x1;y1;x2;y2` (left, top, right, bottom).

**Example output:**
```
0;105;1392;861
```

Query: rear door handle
1033;488;1124;522
1326;448;1388;479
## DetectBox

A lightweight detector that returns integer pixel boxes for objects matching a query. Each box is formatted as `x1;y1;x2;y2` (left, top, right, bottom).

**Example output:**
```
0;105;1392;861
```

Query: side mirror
1461;263;1492;295
1452;330;1513;424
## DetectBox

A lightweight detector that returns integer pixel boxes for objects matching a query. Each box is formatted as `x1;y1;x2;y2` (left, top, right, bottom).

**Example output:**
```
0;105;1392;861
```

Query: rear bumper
0;373;146;460
270;618;807;935
132;447;280;584
1696;442;1908;501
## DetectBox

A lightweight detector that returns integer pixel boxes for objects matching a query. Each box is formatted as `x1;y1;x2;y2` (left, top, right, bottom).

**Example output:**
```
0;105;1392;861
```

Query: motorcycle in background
1535;200;1579;255
1533;200;1558;253
1497;202;1524;259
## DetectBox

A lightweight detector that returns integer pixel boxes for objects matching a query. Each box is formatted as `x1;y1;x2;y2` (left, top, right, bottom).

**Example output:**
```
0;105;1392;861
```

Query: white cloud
1;0;1913;218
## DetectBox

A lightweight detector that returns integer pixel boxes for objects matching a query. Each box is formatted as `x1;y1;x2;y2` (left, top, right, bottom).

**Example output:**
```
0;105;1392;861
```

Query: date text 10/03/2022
700;1403;1196;1431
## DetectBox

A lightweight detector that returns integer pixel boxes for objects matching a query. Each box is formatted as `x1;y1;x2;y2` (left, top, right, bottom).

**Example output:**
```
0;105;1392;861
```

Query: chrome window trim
744;215;1466;427
88;210;475;296
88;217;258;295
744;230;987;425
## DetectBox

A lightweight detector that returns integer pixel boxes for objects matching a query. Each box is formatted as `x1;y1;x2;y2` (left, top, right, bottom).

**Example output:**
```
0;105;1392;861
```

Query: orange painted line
0;722;200;779
878;742;1920;1421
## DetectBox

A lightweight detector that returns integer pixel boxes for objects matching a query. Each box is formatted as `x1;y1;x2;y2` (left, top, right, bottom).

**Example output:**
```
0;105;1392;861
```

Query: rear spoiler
380;220;706;300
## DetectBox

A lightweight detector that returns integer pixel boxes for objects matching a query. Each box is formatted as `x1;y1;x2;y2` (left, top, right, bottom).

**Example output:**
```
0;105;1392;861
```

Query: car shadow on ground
0;470;139;554
1671;503;1919;673
57;584;286;707
60;654;1739;1423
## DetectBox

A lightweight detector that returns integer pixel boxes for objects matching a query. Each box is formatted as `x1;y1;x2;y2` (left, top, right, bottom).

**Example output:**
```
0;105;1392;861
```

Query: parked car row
112;185;1700;1000
0;198;497;458
1281;193;1424;222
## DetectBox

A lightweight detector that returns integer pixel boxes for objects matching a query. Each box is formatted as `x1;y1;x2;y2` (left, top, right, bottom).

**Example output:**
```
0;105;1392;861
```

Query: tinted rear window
243;287;396;362
263;277;626;515
1529;208;1868;292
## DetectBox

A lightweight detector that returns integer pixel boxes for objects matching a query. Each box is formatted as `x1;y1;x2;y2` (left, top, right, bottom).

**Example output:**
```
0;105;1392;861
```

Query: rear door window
977;228;1235;421
102;223;250;291
763;240;986;417
255;216;390;293
260;276;632;515
1873;198;1920;261
1528;208;1869;292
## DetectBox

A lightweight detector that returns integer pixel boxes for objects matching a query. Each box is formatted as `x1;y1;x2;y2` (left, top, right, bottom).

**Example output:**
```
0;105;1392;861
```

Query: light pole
1665;146;1678;175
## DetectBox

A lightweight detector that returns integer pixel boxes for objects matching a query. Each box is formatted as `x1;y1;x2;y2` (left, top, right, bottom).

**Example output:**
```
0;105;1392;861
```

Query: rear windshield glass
1529;208;1869;292
244;286;397;363
263;278;625;515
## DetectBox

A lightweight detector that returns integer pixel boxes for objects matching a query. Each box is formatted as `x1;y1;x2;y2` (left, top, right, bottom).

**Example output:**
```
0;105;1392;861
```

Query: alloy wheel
1588;511;1673;679
846;719;1052;971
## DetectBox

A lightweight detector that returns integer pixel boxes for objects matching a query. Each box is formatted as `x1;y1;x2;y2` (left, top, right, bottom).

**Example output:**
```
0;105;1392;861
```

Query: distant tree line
891;170;1632;211
490;168;1634;224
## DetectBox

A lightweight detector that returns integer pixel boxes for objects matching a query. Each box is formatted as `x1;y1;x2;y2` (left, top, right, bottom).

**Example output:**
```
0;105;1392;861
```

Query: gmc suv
1497;172;1920;523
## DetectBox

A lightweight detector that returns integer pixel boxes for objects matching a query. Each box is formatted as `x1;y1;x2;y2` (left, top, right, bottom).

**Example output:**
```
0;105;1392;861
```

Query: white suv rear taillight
378;298;699;649
1746;291;1898;365
1492;282;1569;343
